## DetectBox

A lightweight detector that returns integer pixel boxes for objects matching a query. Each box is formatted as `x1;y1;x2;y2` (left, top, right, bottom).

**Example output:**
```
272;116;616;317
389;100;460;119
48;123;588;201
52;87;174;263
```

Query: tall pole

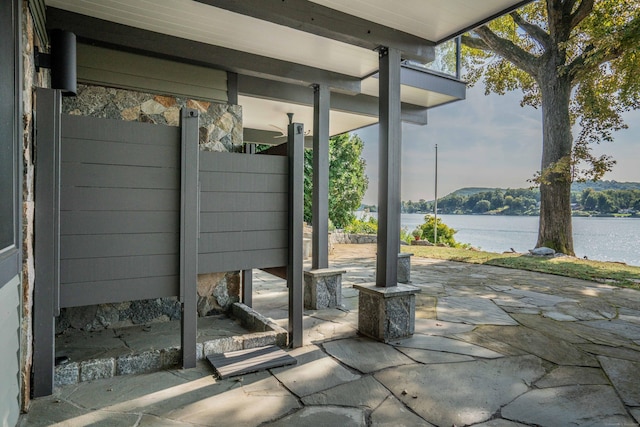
434;144;438;244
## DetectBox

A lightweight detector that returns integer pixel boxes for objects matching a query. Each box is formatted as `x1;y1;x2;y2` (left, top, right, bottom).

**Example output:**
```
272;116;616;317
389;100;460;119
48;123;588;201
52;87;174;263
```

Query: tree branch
510;11;551;49
569;0;594;29
473;25;541;77
460;34;490;51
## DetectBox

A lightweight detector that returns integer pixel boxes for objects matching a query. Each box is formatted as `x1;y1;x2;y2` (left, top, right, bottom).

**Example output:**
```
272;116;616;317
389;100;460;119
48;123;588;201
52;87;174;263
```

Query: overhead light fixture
35;29;77;96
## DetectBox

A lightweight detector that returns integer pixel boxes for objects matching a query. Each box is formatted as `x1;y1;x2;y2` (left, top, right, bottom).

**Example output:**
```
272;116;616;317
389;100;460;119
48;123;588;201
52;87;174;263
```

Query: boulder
529;247;555;256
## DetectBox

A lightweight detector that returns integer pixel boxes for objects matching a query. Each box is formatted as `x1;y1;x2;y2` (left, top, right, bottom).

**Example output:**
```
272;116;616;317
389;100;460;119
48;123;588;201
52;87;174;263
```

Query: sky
355;85;640;206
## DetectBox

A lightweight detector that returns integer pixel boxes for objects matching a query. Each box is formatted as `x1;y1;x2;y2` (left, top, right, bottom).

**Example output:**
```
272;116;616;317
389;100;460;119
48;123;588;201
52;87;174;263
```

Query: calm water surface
366;213;640;266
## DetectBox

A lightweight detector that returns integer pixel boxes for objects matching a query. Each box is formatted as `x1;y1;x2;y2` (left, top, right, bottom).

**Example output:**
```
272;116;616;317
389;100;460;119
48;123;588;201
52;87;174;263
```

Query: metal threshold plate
207;345;297;379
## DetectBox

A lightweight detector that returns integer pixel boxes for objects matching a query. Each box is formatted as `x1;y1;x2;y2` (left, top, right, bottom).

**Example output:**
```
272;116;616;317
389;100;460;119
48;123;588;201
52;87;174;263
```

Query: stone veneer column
354;283;419;342
397;252;413;284
303;268;347;309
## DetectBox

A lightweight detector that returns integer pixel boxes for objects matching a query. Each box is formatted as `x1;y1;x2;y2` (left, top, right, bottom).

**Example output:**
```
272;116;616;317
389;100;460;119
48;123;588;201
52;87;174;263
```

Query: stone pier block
304;268;347;309
398;252;413;284
354;283;420;342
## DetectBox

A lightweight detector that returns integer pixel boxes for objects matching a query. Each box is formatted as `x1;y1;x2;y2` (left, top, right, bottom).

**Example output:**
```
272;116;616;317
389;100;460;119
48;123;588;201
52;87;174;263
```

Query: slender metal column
242;142;255;307
375;46;402;288
33;88;61;397
287;122;304;347
180;108;199;369
312;84;330;269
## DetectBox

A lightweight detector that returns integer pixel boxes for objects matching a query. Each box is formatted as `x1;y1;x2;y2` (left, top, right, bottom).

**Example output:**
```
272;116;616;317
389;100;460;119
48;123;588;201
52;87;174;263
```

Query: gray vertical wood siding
198;152;289;273
59;114;181;307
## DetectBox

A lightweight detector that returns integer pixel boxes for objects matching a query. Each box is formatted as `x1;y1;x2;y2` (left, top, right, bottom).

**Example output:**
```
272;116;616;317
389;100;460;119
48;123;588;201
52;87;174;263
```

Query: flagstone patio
19;244;640;426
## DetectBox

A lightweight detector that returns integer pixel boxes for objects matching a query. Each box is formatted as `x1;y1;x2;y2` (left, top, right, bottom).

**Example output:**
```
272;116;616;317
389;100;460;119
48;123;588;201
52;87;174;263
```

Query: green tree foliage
461;0;640;255
435;188;540;215
303;133;368;228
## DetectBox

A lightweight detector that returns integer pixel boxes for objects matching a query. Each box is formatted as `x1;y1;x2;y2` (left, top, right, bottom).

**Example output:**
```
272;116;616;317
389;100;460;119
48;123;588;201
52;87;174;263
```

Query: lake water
363;213;640;266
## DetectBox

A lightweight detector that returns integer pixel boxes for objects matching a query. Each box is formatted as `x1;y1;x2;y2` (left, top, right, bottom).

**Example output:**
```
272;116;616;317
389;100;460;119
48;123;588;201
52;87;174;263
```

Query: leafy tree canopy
304;133;368;228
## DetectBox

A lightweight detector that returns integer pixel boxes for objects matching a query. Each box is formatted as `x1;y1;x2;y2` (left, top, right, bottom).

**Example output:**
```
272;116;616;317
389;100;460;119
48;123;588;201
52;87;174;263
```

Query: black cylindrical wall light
35;29;77;96
50;29;77;96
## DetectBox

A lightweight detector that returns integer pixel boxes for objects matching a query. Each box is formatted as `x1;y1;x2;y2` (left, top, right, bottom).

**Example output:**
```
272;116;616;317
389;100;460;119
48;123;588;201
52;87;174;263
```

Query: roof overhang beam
238;75;428;125
46;7;361;93
194;0;436;63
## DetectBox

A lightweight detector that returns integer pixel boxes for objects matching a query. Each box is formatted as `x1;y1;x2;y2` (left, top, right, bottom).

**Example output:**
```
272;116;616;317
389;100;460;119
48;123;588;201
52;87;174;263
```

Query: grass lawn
403;245;640;290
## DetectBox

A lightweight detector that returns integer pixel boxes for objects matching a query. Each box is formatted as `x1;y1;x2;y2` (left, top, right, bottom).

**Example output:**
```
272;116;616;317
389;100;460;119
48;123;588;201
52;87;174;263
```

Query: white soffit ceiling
46;0;380;78
238;96;378;137
308;0;528;42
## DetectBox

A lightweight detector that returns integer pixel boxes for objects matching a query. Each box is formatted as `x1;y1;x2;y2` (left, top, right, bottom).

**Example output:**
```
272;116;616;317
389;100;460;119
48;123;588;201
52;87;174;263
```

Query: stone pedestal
397;252;413;284
354;283;420;342
304;268;347;309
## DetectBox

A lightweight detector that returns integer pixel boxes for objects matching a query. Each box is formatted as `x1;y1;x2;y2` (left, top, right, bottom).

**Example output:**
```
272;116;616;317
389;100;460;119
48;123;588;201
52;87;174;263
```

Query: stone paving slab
395;347;475;364
598;356;640;406
437;296;519;325
322;337;415;373
374;355;546;427
469;324;599;366
473;420;530;427
535;366;610;388
270;345;360;397
301;375;390;409
393;334;504;358
509;313;590;344
370;395;434;427
263;406;365;427
413;318;475;335
502;385;636;426
578;343;640;362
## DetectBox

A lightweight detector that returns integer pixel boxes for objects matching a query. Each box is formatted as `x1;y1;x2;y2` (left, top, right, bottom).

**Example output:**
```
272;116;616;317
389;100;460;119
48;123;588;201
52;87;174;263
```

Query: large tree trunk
536;74;575;255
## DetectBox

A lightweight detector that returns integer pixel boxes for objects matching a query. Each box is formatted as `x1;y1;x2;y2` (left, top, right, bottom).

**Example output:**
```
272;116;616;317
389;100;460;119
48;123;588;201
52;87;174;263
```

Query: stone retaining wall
331;231;377;244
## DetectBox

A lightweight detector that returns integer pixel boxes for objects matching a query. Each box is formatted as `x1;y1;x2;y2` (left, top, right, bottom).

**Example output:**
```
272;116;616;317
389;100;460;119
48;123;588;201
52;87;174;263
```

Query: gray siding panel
62;138;179;167
199;250;287;273
199;211;287;233
59;114;180;307
0;276;20;424
200;151;287;173
62;163;180;189
60;188;179;211
60;254;178;283
61;211;179;235
200;192;287;213
199;230;287;254
60;233;179;259
198;151;289;274
60;276;178;307
76;43;228;102
200;171;287;193
62;114;181;145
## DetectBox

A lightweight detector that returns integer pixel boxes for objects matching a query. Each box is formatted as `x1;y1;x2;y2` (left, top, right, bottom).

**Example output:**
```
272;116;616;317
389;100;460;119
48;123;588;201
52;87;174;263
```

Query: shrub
344;215;378;234
414;215;464;247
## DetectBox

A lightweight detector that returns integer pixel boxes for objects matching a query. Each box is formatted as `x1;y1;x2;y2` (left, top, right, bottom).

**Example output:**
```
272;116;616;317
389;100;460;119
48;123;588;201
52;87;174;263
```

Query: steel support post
33;88;61;397
242;142;255;306
312;84;330;270
287;122;304;347
375;46;402;288
180;108;199;369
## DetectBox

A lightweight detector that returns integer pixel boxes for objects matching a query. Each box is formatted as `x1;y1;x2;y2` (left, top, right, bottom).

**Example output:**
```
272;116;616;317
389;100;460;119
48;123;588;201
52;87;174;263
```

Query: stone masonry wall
57;84;243;332
21;0;48;410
